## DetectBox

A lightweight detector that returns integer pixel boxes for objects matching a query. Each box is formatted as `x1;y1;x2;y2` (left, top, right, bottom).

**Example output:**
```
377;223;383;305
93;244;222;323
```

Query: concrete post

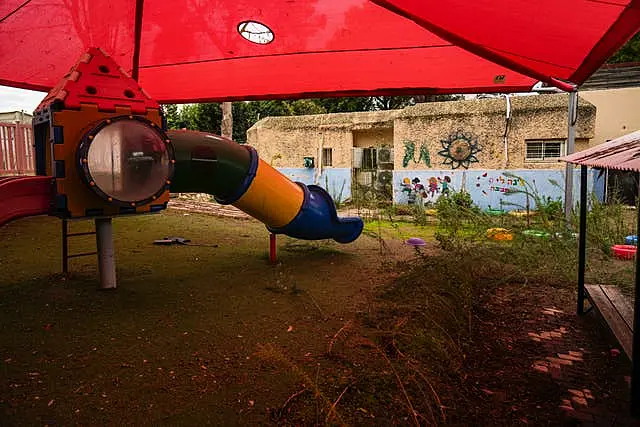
95;218;116;289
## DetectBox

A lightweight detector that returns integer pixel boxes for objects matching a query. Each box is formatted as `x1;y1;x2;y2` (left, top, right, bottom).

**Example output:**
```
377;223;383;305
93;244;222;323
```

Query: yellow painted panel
234;159;304;228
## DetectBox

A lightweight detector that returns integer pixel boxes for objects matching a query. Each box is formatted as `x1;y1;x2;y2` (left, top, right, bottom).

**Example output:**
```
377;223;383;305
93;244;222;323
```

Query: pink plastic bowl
612;244;637;260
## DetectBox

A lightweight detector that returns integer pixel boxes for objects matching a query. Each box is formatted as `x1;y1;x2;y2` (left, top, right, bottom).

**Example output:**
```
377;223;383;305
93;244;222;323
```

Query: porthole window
237;21;274;45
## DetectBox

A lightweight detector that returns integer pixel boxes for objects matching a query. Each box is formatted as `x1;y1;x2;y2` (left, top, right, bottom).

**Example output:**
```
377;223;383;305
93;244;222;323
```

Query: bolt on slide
169;130;363;243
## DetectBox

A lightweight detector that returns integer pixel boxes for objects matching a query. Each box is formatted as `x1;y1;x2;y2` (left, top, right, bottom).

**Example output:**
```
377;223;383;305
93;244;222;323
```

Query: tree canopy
162;94;462;143
608;33;640;64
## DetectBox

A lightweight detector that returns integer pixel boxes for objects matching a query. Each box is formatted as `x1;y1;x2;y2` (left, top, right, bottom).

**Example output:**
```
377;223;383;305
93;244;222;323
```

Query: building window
361;148;377;170
322;148;333;167
525;140;565;161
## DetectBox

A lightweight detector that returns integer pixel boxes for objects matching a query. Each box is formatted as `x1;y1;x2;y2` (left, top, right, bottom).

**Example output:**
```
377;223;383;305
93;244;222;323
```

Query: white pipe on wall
564;90;578;223
502;94;511;168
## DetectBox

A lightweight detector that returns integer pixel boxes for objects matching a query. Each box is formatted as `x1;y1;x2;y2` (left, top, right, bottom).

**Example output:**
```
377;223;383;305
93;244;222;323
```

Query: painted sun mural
438;130;481;169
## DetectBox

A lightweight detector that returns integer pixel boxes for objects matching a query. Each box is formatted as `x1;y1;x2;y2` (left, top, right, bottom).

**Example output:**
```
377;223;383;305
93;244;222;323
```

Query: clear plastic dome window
81;118;173;204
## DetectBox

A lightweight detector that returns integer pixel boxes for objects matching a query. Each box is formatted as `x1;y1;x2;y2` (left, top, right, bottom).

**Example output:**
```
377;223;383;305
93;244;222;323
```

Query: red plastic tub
612;244;637;260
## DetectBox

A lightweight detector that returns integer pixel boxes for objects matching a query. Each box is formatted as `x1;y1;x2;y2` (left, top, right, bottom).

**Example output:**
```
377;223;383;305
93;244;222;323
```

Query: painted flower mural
439;130;481;169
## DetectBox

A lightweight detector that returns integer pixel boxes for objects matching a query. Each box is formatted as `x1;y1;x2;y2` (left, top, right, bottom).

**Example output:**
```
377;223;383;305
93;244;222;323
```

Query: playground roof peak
1;0;639;103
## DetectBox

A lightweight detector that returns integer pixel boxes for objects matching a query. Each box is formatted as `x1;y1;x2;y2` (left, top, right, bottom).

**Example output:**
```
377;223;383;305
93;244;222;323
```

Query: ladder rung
67;251;98;259
67;231;97;237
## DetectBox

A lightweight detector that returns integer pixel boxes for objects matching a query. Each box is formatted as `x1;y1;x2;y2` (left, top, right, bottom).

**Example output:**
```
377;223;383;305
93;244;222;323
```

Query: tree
372;96;415;110
232;102;260;144
162;104;181;129
290;99;326;115
180;103;222;133
608;33;640;63
314;97;373;113
414;94;464;103
162;93;465;142
221;101;233;139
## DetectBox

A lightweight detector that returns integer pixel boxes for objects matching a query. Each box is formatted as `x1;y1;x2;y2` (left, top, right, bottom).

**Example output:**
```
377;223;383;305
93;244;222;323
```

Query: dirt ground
0;211;637;425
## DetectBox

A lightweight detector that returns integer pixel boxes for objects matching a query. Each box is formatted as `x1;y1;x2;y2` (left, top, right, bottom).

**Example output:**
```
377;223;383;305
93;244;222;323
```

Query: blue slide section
267;184;364;243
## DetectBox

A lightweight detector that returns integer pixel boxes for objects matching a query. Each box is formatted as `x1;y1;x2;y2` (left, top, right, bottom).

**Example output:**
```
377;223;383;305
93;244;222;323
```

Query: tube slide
0;176;53;227
168;130;363;243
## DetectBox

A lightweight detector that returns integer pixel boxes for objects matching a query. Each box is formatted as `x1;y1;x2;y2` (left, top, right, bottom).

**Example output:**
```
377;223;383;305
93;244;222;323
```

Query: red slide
0;176;53;227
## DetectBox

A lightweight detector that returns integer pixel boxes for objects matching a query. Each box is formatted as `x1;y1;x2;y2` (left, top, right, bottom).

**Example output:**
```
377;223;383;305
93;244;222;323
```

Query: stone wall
394;94;595;172
247;110;396;169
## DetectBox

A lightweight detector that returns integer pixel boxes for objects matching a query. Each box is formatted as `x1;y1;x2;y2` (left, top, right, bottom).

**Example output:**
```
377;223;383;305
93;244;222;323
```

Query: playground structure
0;48;363;288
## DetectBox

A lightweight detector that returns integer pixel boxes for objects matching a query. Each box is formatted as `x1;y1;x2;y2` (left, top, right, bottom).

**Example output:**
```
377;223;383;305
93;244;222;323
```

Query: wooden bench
585;284;634;358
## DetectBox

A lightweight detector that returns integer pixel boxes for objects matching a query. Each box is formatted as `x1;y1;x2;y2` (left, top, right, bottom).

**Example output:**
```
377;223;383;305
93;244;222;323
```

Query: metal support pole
564;90;578;223
62;219;68;275
577;165;588;315
631;173;640;417
95;218;116;289
269;233;277;265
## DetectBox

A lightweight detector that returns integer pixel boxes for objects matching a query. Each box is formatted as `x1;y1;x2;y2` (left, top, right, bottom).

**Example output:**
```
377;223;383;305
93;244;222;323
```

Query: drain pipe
502;94;511;168
564;90;578;223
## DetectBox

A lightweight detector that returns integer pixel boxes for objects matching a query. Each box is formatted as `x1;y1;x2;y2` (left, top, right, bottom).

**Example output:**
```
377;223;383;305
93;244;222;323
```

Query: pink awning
562;130;640;172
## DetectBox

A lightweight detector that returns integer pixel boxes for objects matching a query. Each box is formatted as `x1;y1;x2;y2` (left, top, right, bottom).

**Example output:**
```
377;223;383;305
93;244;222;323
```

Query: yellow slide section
233;159;304;228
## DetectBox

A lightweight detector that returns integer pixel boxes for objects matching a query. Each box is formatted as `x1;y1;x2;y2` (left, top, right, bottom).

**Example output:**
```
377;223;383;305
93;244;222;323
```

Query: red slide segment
0;176;53;227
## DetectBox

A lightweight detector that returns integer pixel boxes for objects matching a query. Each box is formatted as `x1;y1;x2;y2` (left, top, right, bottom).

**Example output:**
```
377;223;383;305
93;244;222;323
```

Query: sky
0;85;47;113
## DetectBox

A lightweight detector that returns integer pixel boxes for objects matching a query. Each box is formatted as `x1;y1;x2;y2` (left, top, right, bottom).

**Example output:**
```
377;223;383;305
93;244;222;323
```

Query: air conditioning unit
352;147;364;168
377;147;394;170
356;171;373;186
377;171;393;186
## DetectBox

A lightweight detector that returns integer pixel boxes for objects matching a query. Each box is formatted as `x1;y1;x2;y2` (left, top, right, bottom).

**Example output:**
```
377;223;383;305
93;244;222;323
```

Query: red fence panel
0;122;35;176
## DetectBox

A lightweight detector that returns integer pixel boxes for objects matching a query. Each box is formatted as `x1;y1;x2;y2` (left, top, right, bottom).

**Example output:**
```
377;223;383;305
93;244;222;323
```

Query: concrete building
248;93;597;210
579;63;640;204
0;111;33;124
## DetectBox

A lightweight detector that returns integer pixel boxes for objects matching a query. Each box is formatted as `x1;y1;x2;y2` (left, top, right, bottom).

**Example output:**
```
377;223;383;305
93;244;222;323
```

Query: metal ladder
61;219;97;274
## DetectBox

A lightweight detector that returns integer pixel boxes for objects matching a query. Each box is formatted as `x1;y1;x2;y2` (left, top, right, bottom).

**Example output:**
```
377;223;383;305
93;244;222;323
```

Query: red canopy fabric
1;0;638;103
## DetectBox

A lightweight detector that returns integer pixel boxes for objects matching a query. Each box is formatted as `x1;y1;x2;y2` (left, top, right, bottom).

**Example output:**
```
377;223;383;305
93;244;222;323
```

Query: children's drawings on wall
401;175;451;205
475;172;525;197
402;141;431;168
438;129;481;169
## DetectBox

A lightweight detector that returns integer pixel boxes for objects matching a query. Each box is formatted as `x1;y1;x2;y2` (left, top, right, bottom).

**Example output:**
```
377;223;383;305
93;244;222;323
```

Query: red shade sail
1;0;638;103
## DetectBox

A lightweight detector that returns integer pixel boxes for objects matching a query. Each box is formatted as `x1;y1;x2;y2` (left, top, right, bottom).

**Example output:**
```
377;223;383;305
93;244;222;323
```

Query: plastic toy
486;228;513;241
509;210;536;218
523;229;550;239
405;237;426;247
625;235;638;246
485;207;505;216
612;244;637;260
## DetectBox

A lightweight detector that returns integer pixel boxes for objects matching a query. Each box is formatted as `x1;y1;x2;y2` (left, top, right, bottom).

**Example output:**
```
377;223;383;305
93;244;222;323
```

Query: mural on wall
402;141;431;168
394;169;596;211
475;172;526;197
438;129;481;169
401;175;452;204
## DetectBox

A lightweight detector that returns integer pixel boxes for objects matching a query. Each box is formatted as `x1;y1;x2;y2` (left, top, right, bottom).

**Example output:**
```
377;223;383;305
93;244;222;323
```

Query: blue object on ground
625;235;637;245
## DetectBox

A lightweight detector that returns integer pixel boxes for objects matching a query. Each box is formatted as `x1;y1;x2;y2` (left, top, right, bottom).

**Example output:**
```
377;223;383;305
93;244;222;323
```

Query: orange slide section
0;176;53;227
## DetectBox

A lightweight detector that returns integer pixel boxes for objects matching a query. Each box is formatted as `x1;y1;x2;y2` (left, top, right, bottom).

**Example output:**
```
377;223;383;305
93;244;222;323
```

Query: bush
536;196;563;219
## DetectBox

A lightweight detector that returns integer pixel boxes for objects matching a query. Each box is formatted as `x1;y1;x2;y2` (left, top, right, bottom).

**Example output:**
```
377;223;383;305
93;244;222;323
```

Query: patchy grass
0;209;633;425
363;219;437;242
0;211;419;425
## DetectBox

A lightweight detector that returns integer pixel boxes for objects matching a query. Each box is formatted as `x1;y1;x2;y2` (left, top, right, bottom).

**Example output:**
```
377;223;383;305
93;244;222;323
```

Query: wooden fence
0;122;35;175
